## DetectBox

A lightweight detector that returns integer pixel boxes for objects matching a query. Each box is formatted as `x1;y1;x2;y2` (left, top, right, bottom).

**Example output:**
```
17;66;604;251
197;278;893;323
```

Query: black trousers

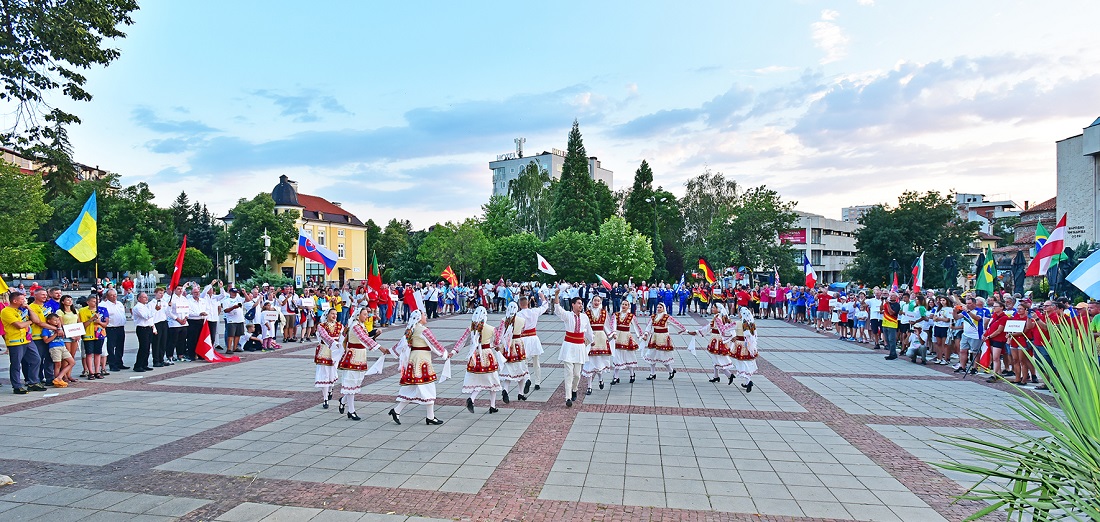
425;301;437;319
187;319;206;359
166;326;188;359
106;326;126;370
135;325;154;370
34;339;54;382
153;321;169;364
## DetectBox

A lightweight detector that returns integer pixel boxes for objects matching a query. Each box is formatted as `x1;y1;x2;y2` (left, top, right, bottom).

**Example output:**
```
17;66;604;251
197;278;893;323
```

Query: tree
480;194;519;239
186;203;219;258
509;160;552;239
157;247;212;278
388;230;428;283
223;193;299;277
111;239;153;274
992;216;1020;248
848;191;979;287
591;217;656;282
418;219;492;283
1;1;139;199
622;160;656;236
0;162;52;272
544;229;596;282
364;219;382;251
375;218;410;265
705;185;798;277
486;233;544;281
682;169;739;251
170;191;192;237
593;180;617;224
549;120;600;234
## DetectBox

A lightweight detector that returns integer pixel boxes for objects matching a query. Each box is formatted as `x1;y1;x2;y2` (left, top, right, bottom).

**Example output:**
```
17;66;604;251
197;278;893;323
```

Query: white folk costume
554;300;593;407
643;310;689;379
315;320;343;408
389;311;453;425
610;309;643;384
496;303;531;403
453;307;502;413
705;305;737;384
732;307;760;392
337;318;383;420
582;304;613;393
515;300;550;391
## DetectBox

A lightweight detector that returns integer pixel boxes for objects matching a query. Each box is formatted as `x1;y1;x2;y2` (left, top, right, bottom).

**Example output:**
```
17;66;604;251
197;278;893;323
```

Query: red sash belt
654;327;668;333
710;328;721;334
520;329;537;337
616;326;631;332
564;331;586;344
735;335;745;341
480;343;491;348
410;346;430;351
347;342;366;349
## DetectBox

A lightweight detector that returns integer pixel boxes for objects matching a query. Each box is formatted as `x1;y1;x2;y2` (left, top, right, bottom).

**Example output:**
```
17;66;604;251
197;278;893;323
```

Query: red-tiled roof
297;194;363;226
1021;197;1056;215
978;232;1001;240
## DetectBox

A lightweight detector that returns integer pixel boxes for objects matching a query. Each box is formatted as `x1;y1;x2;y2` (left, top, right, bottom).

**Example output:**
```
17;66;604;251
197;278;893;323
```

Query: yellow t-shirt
332;296;343;313
28;302;48;340
1;306;29;346
363;316;374;331
78;307;97;340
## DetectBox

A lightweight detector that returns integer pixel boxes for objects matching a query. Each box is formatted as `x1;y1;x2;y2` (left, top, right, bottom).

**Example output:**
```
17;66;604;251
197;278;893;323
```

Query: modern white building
954;193;1020;235
1056;117;1100;248
489;139;613;197
841;205;878;223
782;211;861;284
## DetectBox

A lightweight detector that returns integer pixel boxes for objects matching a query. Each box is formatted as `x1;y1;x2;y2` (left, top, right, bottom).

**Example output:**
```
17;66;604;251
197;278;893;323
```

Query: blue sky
57;0;1100;227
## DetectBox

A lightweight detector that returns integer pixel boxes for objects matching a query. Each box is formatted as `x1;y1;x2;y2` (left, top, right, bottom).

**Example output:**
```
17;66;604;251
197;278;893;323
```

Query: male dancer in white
553;289;593;408
515;295;550;394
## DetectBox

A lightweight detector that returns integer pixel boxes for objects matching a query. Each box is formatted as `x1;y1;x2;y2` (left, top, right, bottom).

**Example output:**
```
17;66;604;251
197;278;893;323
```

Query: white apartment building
782;211;861;284
489;139;613;197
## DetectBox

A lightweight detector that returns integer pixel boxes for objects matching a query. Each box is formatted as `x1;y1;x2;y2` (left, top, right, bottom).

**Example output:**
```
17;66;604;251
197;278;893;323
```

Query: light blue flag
1067;248;1100;299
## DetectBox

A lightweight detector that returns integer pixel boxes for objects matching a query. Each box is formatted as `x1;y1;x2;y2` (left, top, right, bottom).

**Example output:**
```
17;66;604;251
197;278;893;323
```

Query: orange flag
441;265;458;286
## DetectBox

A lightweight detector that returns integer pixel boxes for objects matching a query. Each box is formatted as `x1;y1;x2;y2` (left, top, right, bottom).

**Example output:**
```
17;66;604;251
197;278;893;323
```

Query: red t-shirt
403;289;417;307
816;294;831;312
121;279;134;292
776;288;787;302
986;312;1009;343
736;290;750;307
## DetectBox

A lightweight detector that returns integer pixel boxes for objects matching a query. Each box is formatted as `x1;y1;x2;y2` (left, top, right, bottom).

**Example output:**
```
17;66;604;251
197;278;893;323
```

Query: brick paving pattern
0;312;1055;521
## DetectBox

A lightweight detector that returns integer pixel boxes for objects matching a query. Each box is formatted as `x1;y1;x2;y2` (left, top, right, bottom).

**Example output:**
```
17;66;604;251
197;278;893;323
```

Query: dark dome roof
272;174;300;206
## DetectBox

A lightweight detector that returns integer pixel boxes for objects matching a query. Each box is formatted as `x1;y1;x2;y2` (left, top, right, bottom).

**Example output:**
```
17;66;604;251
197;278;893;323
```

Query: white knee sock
427;402;435;419
489;393;496;407
712;367;719;379
321;387;329;401
531;355;541;384
471;390;480;401
346;393;355;413
649;363;657;375
394;402;406;414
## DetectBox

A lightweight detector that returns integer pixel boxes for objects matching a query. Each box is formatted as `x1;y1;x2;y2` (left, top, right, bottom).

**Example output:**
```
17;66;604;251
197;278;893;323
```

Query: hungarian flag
803;253;817;288
1026;214;1067;277
596;274;613;291
441;265;458;286
911;252;924;293
536;253;557;275
196;321;239;363
698;258;717;284
368;251;383;291
169;235;187;291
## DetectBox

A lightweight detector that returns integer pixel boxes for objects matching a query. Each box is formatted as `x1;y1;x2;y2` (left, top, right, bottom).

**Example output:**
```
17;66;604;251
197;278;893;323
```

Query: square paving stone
763;351;946;376
0;485;209;520
797;377;1034;419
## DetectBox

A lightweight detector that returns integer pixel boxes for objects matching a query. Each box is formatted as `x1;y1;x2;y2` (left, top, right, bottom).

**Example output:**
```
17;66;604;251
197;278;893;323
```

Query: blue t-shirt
42;328;66;348
974;307;991;337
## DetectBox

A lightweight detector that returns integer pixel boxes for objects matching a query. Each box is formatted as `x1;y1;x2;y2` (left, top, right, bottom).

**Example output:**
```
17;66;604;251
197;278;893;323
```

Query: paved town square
0;312;1045;521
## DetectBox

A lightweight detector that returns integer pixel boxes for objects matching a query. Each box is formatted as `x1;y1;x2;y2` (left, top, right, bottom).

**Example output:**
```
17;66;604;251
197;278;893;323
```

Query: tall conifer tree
549;120;600;234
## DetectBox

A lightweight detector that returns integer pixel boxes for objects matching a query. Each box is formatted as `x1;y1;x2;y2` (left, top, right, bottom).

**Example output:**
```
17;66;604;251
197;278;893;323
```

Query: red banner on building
780;230;807;244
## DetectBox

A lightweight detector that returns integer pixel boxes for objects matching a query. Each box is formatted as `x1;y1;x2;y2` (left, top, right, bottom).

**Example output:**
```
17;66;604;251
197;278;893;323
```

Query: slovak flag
298;231;338;272
803;253;817;288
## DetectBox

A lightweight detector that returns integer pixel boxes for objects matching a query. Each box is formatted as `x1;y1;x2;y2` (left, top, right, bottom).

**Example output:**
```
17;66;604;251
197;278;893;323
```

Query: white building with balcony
782;211;861;284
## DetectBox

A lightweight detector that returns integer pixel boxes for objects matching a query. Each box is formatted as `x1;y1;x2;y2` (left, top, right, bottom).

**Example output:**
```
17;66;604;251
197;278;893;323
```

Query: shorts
855;320;866;328
989;340;1007;350
760;302;769;309
845;319;854;328
796;305;806;315
83;339;104;355
960;336;982;353
933;326;948;339
225;322;245;338
898;323;911;335
816;311;828;320
870;319;882;334
49;346;72;362
284;314;298;326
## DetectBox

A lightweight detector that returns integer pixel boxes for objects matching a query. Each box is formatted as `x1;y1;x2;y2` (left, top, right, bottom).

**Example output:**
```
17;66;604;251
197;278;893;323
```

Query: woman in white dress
731;307;760;392
582;296;614;395
643;302;694;380
704;303;737;385
337;308;384;420
610;300;642;385
387;310;454;426
315;309;343;409
496;302;530;403
452;307;502;414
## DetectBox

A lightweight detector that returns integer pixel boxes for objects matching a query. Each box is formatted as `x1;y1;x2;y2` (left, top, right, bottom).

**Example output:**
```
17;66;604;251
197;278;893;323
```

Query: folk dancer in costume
582;296;614;395
642;302;694;380
453;307;502;414
704;303;738;385
387;310;455;426
515;295;550;394
337;308;384;420
497;303;531;403
732;307;759;392
610;300;643;385
553;288;593;408
315;309;343;409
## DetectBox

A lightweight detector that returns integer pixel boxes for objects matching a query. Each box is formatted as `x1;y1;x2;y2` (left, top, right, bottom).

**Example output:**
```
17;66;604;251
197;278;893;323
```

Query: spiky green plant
936;322;1100;521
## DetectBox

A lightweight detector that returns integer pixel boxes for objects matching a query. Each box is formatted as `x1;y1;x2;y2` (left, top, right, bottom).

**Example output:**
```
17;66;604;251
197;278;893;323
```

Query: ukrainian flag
55;192;97;262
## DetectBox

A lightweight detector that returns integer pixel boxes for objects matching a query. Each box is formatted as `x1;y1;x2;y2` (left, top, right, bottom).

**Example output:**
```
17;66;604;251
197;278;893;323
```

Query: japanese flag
536;253;557;275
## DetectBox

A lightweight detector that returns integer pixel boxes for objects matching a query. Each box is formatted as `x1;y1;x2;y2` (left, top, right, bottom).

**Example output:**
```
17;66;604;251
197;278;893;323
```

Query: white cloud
856;0;875;6
812;10;850;64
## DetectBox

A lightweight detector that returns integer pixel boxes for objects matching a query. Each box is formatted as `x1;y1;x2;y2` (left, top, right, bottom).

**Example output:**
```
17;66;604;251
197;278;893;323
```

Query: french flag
803;252;817;288
298;232;338;272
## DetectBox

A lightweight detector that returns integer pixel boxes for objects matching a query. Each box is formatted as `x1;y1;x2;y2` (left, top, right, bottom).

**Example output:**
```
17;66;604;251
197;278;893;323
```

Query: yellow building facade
271;175;368;287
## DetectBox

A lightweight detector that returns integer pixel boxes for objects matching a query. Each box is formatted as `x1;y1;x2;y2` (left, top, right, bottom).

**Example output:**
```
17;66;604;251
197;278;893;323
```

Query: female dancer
453;307;501;413
387;310;454;426
496;303;530;402
705;303;737;384
315;308;343;410
732;307;759;392
582;296;613;395
610;299;642;385
337;308;383;420
643;302;694;380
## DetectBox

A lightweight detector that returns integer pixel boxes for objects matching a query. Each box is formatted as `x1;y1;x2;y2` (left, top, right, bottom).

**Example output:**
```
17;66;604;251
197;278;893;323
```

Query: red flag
596;274;613;291
368;251;383;291
196;321;239;363
169;235;187;291
441;265;458;287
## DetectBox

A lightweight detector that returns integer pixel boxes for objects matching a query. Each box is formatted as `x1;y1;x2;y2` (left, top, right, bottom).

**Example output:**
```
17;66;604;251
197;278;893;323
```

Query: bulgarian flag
911;252;924;293
698;258;717;284
596;274;613;291
1026;214;1067;277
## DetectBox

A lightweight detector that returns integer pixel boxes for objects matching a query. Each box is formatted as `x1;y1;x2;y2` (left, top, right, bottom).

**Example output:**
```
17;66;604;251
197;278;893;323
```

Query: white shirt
132;302;156;327
150;296;169;323
866;298;883;320
223;296;245;323
102;299;127;327
187;295;209;320
554;303;593;364
517;302;550;329
168;294;190;328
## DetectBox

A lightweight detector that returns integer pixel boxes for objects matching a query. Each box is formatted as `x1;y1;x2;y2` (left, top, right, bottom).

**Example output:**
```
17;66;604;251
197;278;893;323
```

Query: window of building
305;260;325;279
317;229;325;246
811;229;822;244
337;229;344;237
338;243;345;259
811;250;822;265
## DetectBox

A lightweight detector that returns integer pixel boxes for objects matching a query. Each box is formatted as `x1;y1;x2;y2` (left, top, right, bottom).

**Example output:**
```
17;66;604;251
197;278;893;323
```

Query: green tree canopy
223;193;298;277
544;229;596;282
622;160;656;236
375;218;410;266
591;217;656;283
480;194;519;239
705;185;798;277
549;120;600;234
418;219;493;283
682;169;739;252
486;233;544;282
111;238;153;274
157;247;212;278
0;162;52;272
508;160;552;239
847;191;979;288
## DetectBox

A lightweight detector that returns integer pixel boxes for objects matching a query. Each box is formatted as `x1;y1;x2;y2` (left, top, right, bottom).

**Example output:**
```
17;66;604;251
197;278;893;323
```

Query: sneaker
27;383;47;391
13;387;27;394
951;363;961;370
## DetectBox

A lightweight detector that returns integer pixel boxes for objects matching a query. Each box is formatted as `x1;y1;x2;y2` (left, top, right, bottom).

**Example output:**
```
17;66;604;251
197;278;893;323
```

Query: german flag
441;265;458;286
698;258;717;284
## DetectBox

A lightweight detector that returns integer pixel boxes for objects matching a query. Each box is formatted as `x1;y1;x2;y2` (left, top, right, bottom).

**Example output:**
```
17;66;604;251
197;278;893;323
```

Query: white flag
536;253;557;275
